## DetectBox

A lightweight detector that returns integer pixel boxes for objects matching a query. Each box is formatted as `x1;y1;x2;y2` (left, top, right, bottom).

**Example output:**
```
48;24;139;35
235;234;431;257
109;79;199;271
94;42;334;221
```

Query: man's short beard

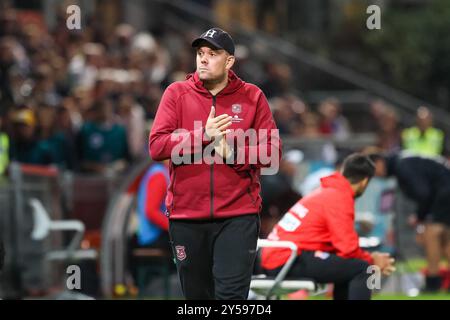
201;72;227;86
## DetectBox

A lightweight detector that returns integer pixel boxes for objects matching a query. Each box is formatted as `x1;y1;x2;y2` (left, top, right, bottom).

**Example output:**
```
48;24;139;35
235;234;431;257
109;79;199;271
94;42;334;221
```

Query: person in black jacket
369;152;450;292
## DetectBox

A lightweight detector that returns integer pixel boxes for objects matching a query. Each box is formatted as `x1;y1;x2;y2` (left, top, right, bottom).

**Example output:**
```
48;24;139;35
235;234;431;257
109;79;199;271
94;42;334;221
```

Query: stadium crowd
2;5;447;178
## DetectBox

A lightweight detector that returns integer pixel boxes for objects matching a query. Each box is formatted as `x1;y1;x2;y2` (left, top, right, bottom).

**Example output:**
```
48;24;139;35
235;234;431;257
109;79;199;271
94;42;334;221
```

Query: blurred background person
127;160;172;289
371;152;450;292
0;110;9;176
318;97;351;141
77;100;130;174
401;106;447;157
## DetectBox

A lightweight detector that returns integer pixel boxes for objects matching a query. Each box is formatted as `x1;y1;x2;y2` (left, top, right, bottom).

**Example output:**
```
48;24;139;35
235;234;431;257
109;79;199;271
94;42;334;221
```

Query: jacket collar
320;172;355;198
186;70;244;96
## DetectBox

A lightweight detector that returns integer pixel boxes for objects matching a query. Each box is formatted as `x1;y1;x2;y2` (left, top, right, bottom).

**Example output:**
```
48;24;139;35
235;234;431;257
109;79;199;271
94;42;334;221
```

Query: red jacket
261;172;374;269
149;70;281;220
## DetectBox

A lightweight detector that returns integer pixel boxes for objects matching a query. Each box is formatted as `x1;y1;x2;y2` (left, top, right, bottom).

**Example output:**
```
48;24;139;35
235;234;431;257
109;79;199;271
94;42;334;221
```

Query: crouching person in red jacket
261;153;395;300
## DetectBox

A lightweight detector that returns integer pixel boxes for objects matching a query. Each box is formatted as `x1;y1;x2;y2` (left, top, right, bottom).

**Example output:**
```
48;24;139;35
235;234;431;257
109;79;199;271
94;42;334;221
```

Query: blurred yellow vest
0;133;9;175
401;127;444;157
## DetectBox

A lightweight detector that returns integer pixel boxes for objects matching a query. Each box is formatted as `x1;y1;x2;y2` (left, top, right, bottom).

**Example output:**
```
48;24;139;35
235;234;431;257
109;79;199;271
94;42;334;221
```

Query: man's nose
200;56;208;65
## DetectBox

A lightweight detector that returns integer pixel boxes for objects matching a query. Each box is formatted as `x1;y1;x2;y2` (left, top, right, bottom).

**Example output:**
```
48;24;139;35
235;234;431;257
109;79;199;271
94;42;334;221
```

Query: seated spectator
77;100;130;174
318;97;351;140
261;154;395;300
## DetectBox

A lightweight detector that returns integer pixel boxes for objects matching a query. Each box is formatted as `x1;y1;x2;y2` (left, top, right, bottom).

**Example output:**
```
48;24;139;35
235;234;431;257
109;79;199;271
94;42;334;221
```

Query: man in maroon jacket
149;28;281;299
261;154;395;300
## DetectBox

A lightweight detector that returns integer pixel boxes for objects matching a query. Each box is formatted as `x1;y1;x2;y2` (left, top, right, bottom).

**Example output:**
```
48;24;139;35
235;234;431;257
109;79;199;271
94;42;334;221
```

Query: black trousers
266;251;372;300
169;214;259;300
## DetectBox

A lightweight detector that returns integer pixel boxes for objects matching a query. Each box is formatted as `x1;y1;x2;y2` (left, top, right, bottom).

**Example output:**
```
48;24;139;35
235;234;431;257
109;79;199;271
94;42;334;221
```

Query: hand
205;106;232;141
371;251;396;276
214;135;234;160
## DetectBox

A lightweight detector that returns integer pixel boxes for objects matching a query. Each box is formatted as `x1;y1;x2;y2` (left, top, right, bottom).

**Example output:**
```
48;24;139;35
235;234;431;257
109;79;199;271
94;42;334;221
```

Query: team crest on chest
232;104;242;114
231;104;243;123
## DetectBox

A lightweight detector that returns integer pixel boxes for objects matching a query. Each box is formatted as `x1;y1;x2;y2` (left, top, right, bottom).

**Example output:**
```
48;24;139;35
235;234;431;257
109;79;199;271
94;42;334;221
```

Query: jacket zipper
210;95;216;219
170;163;176;215
246;171;257;207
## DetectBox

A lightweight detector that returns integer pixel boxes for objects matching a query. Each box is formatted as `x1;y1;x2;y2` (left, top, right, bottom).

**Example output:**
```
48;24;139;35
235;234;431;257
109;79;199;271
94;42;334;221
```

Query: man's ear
361;177;370;188
226;55;235;70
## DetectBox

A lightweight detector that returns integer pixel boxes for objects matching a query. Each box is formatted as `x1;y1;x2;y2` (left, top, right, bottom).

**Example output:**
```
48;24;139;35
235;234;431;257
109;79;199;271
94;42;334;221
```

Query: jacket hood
186;70;245;96
320;172;354;197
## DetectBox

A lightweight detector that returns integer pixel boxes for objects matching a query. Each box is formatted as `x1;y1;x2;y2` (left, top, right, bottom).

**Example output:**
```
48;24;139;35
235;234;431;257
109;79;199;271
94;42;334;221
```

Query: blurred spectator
31;64;61;107
68;42;105;91
0;37;25;111
376;106;401;153
255;0;287;34
401;106;446;157
54;104;79;170
117;94;146;159
301;111;322;138
260;62;293;98
36;105;74;170
271;97;303;135
0;8;20;38
77;100;130;174
318;97;351;140
136;161;170;247
9;108;59;165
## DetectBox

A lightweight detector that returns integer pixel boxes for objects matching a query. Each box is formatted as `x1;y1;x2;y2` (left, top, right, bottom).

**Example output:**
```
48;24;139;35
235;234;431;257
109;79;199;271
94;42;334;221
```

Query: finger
217;123;232;133
216;117;232;128
219;129;232;136
209;106;215;119
212;114;230;123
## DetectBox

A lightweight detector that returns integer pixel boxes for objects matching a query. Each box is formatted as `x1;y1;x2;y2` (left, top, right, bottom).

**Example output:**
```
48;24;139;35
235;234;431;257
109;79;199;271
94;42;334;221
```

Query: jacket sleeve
325;198;374;264
144;172;169;231
149;84;211;161
229;90;282;172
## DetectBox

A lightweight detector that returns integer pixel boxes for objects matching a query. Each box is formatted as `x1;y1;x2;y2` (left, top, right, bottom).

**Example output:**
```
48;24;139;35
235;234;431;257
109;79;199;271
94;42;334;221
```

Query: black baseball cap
191;28;235;55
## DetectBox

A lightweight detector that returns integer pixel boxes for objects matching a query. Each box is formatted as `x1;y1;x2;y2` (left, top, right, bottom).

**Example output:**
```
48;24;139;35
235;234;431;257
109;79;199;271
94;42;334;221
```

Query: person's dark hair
342;153;376;184
366;152;384;164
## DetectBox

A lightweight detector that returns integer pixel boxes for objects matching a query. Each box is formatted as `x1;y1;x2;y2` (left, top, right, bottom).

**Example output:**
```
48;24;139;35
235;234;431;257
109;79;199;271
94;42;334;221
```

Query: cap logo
204;29;217;38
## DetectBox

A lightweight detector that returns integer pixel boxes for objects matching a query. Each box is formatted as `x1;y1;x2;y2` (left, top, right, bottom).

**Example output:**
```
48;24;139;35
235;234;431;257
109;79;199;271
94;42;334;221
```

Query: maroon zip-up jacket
149;70;281;220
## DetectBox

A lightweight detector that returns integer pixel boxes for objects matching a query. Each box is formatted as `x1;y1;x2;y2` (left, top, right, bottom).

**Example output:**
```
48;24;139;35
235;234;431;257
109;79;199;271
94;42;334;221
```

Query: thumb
209;106;215;119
